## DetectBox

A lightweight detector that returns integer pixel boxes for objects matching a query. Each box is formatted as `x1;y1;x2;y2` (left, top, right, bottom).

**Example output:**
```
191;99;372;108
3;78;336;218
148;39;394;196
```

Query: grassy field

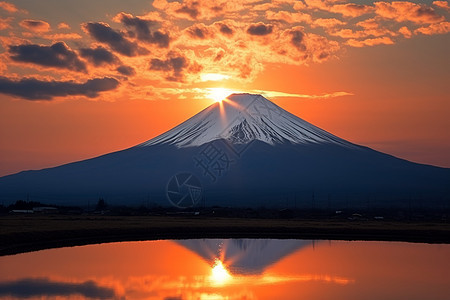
1;214;449;256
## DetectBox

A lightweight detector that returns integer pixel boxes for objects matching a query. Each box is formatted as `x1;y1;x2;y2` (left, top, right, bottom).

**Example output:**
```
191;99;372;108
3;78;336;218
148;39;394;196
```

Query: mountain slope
140;94;354;148
0;94;448;208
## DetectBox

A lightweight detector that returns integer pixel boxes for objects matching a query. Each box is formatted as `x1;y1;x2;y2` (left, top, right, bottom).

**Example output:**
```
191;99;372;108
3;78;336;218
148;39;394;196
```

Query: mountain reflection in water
177;239;311;275
0;239;449;300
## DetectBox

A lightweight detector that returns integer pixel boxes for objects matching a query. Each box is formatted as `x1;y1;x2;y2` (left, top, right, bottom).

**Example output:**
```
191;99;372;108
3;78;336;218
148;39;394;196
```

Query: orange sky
0;0;449;176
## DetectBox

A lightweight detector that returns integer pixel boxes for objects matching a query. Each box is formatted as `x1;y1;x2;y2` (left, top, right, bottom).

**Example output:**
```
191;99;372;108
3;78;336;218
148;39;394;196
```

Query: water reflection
0;239;448;300
177;239;311;275
0;278;116;299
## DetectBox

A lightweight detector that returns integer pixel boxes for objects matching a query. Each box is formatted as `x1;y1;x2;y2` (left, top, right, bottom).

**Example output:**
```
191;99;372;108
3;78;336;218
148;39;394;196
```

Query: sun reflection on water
210;258;231;285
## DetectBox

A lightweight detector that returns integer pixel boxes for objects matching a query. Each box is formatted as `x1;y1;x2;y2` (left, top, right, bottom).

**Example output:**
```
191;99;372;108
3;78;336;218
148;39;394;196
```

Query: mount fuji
0;93;449;208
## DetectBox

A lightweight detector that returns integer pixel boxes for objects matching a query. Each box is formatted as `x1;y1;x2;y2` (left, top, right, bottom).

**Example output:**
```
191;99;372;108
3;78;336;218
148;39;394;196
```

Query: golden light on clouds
200;73;231;82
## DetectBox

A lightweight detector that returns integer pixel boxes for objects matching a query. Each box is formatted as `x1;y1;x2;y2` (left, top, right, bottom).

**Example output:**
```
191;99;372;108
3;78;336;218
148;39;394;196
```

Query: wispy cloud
153;87;353;101
252;90;354;99
0;1;18;13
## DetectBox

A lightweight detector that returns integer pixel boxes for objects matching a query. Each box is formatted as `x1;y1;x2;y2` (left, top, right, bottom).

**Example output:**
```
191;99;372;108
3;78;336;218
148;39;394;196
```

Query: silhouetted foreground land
1;214;449;256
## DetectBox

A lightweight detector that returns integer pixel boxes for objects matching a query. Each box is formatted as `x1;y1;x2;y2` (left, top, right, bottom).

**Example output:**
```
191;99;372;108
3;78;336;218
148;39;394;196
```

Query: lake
0;239;449;299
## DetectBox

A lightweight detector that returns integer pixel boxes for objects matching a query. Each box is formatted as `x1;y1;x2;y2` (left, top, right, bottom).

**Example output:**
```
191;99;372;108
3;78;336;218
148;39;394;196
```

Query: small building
10;209;34;214
33;207;58;214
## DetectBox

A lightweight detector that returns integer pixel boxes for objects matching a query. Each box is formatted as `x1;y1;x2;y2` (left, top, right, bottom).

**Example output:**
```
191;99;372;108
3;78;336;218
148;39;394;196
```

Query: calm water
0;239;449;300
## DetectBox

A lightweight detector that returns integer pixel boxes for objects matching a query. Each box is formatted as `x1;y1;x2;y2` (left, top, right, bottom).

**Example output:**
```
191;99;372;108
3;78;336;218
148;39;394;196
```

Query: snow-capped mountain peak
139;93;354;148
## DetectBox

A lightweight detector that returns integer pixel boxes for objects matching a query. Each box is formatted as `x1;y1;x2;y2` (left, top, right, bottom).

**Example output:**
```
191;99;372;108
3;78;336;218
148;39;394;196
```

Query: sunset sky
0;0;449;176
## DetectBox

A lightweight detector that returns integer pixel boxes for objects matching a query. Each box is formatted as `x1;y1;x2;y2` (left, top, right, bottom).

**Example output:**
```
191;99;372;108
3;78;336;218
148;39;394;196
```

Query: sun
206;88;236;103
210;259;231;285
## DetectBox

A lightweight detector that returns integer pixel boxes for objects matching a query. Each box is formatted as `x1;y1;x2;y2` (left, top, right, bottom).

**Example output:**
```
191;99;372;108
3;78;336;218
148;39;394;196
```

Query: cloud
152;0;247;21
266;10;313;24
2;0;447;97
83;22;148;57
374;2;445;24
356;18;378;30
0;1;17;13
79;46;120;66
116;13;170;48
116;65;136;76
176;2;200;19
329;28;367;39
187;23;213;39
0;76;119;100
150;53;190;81
312;18;345;29
347;37;395;47
217;22;234;36
414;21;450;35
9;42;87;72
252;89;354;99
247;22;273;36
160;87;353;101
242;25;339;66
304;1;373;17
433;1;450;10
0;17;12;30
329;18;397;40
0;278;117;299
19;19;51;32
58;22;71;29
290;29;307;51
399;26;412;38
43;33;82;40
329;3;373;17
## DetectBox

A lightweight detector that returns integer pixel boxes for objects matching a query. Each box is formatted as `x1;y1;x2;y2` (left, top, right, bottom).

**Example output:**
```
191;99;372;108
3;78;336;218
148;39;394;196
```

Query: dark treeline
1;199;448;222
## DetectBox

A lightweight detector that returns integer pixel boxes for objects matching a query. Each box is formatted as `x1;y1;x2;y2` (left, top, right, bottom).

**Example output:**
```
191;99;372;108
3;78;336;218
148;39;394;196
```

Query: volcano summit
0;94;448;208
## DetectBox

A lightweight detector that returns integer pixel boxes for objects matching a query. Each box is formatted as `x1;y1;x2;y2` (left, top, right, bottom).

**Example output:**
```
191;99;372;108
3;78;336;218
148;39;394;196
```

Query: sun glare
206;88;237;103
210;259;231;285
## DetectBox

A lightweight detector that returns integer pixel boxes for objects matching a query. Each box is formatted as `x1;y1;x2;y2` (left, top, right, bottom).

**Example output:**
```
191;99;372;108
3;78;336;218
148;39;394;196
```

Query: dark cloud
83;22;148;57
247;23;273;36
219;23;234;36
164;297;183;300
176;3;200;19
0;76;119;100
9;42;87;72
0;278;117;299
79;46;119;66
150;55;188;81
19;19;50;32
187;25;211;39
318;52;329;60
290;30;306;51
416;6;440;19
116;65;136;76
118;13;170;48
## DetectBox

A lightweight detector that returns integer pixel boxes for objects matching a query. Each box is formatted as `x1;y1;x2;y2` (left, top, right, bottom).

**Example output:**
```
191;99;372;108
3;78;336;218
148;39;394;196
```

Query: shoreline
1;215;449;256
